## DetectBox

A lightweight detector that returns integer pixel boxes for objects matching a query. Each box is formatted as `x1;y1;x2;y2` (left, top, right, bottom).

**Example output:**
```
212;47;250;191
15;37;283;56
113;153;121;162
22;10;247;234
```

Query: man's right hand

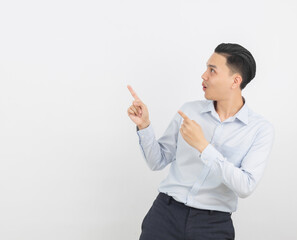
127;85;151;130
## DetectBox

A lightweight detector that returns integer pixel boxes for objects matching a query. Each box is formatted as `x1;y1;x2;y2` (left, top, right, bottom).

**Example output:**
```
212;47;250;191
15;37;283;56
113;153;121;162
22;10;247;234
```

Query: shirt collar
200;97;249;125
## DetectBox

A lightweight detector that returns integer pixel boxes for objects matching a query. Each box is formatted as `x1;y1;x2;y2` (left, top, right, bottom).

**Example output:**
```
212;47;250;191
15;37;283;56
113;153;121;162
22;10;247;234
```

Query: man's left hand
178;110;209;153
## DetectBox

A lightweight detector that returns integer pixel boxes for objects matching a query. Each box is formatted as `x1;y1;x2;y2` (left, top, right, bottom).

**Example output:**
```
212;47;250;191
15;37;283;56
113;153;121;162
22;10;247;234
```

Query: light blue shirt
136;97;275;213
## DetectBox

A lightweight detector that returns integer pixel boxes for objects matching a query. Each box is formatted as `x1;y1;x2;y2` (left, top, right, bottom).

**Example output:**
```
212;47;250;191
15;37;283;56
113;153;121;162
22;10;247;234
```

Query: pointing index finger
178;110;190;121
127;85;141;100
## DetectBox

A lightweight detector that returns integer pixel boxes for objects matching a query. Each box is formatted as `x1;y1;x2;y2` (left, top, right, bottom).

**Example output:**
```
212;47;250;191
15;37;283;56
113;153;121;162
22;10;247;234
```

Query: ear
232;75;242;89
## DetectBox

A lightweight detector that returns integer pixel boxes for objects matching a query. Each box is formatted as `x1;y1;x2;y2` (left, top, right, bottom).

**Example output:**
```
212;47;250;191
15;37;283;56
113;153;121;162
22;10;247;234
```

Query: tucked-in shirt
136;97;275;213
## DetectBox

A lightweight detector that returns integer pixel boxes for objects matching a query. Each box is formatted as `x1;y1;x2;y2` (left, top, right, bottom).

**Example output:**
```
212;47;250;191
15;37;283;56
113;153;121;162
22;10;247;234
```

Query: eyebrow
206;63;217;69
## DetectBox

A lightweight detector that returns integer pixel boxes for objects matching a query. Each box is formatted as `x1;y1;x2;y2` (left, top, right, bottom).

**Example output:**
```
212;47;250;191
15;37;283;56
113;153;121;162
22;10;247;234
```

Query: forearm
200;144;268;198
137;124;175;171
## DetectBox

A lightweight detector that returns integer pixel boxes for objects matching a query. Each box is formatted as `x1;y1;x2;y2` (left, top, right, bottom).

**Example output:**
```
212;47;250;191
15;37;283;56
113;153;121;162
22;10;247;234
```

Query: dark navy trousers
139;192;235;240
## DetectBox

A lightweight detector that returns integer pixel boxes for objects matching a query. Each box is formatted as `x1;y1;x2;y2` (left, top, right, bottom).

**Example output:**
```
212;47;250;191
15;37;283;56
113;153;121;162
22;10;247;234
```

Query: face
201;52;241;101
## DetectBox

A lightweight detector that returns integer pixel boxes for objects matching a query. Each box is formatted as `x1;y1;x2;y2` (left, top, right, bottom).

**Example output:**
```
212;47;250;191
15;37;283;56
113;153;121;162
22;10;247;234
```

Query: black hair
214;43;256;90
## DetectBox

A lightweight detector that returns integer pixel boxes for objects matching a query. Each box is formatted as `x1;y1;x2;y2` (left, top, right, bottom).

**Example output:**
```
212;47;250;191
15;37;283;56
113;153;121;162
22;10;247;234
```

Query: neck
214;95;245;120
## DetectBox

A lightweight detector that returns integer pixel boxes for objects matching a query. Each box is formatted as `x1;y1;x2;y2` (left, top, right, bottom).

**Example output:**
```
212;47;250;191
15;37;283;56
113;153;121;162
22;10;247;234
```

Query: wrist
137;121;150;130
197;140;209;153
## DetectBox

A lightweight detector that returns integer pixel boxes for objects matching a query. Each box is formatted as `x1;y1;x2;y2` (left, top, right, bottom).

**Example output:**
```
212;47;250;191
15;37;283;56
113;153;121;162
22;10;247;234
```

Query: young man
127;43;275;240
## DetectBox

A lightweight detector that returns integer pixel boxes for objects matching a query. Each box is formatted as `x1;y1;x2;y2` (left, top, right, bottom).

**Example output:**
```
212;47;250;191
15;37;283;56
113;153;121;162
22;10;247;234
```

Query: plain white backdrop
0;0;296;239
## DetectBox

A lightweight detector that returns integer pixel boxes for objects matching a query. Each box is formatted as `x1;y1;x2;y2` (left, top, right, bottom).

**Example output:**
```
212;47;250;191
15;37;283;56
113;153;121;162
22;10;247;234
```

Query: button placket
211;123;223;147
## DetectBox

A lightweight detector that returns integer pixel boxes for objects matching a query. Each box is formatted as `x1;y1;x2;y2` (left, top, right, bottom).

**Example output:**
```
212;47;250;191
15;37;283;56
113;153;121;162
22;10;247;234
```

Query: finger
192;120;199;125
127;85;141;100
179;128;185;138
128;106;137;116
131;105;141;116
134;106;142;115
178;110;190;121
133;101;143;114
180;122;188;131
180;124;189;133
127;108;135;116
133;100;144;107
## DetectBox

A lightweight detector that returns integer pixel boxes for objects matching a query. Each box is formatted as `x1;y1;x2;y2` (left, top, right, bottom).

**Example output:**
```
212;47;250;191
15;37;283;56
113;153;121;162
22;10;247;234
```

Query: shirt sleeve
136;109;183;171
200;121;275;198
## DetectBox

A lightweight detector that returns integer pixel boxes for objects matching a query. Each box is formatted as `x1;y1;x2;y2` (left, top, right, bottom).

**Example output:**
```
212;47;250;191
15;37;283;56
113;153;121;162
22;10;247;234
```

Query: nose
201;70;208;81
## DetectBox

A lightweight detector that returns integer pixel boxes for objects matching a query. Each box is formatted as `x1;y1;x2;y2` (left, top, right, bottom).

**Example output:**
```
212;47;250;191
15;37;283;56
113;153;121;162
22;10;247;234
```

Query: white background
0;0;296;239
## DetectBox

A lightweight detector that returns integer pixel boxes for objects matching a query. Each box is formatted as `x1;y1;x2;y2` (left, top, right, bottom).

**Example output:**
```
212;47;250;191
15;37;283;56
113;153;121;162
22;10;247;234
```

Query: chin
204;94;218;101
204;94;213;100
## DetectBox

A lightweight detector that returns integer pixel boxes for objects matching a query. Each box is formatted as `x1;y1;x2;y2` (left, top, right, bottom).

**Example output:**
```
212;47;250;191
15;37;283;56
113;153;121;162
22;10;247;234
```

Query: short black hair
214;43;256;90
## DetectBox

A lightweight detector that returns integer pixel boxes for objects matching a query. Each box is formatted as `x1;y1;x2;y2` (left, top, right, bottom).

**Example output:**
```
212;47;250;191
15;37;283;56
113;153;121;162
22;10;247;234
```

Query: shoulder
247;107;275;137
180;99;211;111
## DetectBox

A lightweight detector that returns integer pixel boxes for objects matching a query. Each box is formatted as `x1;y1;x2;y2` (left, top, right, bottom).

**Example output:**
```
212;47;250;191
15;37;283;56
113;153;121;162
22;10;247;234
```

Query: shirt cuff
136;124;155;145
200;143;225;166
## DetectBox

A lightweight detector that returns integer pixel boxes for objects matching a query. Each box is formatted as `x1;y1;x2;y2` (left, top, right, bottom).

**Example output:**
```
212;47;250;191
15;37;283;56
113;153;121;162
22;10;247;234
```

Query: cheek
209;78;222;89
215;76;230;90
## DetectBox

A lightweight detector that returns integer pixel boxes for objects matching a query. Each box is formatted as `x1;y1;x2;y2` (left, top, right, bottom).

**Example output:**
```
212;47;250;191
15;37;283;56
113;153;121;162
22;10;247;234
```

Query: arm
136;111;183;171
200;122;275;198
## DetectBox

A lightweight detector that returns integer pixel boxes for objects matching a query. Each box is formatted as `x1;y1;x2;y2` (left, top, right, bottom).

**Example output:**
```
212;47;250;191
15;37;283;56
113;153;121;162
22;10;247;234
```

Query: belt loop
167;195;172;205
160;192;173;205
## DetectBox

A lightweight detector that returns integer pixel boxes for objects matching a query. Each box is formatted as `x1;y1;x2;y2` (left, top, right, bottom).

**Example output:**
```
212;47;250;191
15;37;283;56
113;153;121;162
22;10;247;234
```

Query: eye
210;68;215;73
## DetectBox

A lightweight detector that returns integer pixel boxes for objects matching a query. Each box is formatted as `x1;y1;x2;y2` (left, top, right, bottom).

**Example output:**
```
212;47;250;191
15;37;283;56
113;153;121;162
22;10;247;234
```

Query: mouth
202;83;207;90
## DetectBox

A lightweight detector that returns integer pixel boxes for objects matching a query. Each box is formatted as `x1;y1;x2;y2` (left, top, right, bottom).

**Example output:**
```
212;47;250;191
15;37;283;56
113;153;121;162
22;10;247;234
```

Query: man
127;43;275;240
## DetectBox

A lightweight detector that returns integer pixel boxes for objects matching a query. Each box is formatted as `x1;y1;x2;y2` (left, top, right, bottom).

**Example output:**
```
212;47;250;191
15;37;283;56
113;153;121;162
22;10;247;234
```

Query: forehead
206;52;227;68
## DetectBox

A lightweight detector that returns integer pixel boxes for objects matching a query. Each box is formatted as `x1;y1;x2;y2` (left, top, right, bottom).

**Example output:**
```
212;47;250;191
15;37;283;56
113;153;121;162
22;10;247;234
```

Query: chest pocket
219;144;249;167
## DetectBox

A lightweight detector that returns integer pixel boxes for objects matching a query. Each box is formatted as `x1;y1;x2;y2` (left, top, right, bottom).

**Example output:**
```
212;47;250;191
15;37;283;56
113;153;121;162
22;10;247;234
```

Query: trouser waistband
158;192;231;215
